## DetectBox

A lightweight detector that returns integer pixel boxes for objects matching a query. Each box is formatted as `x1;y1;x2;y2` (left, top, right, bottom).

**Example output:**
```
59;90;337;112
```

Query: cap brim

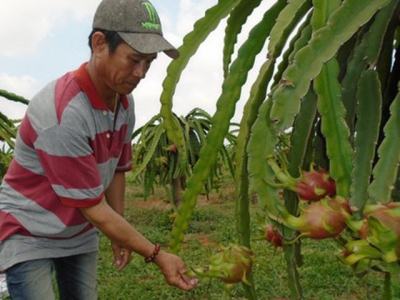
118;32;179;59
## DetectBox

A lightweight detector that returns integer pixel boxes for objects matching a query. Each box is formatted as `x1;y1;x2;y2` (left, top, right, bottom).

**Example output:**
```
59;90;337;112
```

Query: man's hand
111;242;132;271
154;251;199;291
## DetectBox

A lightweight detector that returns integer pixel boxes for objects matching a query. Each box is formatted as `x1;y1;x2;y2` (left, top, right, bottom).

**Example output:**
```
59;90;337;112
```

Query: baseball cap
92;0;179;59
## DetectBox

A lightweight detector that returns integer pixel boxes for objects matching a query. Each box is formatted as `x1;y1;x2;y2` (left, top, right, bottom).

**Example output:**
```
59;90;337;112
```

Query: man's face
103;42;157;95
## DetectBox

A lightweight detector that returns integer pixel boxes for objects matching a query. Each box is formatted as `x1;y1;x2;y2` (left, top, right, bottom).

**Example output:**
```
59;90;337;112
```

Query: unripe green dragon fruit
266;157;336;202
277;196;352;239
364;203;400;263
186;244;254;286
343;203;400;267
347;203;400;261
338;239;383;265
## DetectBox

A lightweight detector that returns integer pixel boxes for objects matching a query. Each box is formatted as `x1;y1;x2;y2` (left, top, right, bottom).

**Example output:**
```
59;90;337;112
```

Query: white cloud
0;73;37;119
0;73;38;99
0;0;99;56
177;0;217;35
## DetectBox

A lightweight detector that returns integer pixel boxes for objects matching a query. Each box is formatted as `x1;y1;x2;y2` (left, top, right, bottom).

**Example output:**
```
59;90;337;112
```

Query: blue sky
0;0;272;129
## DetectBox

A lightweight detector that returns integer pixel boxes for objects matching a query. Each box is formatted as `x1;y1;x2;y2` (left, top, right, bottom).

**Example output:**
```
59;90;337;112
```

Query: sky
0;0;273;130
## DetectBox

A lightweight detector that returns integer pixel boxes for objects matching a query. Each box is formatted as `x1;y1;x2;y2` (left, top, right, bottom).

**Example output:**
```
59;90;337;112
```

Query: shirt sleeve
116;143;132;172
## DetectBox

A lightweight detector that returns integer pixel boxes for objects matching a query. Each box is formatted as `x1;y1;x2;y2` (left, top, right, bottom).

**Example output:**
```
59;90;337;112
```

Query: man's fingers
176;276;198;291
179;269;197;285
115;249;132;270
172;270;198;291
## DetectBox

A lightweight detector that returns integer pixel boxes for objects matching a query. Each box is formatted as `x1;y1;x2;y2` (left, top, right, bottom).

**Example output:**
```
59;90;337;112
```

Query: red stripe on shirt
36;150;102;190
89;124;128;164
60;195;103;208
18;116;37;147
118;143;133;171
5;160;95;225
54;72;82;123
0;210;32;241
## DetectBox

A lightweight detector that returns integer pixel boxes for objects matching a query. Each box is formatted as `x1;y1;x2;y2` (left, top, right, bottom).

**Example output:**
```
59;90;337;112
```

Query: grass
96;182;400;300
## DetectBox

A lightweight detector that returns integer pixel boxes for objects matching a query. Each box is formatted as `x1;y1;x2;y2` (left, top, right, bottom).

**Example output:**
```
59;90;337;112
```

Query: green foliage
0;145;13;181
0;89;29;105
159;0;400;298
0;90;29;178
169;0;289;256
0;91;29;136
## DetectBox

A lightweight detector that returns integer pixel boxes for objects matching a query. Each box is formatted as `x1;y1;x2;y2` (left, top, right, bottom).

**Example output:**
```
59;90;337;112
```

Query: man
0;0;198;298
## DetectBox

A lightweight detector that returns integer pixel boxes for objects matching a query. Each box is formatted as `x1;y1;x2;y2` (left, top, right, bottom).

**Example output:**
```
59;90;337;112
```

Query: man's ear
91;31;108;55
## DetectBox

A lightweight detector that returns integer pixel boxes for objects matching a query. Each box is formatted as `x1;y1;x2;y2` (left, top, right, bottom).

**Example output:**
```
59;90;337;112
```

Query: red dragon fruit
264;224;284;248
186;244;254;286
163;144;177;153
276;196;352;239
266;156;336;202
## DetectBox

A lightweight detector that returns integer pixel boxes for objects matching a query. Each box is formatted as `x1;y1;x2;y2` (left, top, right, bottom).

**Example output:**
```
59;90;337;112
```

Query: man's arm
80;189;198;291
104;172;130;270
105;172;125;216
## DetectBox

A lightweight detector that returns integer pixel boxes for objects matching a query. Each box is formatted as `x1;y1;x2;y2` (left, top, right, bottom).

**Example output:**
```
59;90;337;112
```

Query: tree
131;107;236;208
158;0;400;298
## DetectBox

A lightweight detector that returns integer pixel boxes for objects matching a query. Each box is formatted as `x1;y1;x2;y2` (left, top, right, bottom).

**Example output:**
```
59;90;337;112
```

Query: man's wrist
144;244;161;263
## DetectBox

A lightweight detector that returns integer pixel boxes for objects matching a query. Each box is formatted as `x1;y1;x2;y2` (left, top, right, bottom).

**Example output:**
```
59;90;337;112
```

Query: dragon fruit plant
163;0;399;298
186;244;254;287
266;156;336;202
272;196;352;240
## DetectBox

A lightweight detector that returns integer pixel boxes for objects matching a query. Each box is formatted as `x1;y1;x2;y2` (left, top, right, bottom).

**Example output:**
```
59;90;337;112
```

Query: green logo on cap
142;2;161;30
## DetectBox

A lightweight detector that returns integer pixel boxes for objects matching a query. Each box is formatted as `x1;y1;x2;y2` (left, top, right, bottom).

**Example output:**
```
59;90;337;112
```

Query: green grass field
96;182;400;300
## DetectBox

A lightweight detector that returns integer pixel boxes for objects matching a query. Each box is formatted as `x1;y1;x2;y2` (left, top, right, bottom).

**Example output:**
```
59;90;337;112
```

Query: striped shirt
0;63;135;271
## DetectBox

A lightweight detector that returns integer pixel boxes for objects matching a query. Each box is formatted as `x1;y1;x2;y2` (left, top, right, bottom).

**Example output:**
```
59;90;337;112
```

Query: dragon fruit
186;245;254;286
363;203;400;262
337;239;383;274
345;202;400;264
266;157;336;202
277;196;352;239
264;224;284;248
163;144;177;153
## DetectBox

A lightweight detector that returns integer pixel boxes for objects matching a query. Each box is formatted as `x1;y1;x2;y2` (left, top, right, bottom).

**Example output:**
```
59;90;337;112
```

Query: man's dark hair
88;29;125;54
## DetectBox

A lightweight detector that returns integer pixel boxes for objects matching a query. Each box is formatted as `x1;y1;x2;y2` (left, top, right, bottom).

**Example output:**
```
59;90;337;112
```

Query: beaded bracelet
145;244;161;263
